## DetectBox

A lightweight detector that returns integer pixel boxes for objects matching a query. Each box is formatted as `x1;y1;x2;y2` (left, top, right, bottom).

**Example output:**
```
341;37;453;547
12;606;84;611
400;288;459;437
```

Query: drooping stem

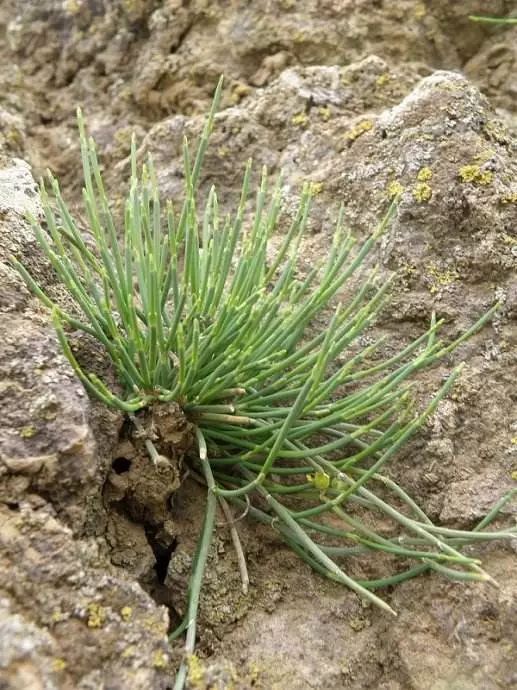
173;428;217;690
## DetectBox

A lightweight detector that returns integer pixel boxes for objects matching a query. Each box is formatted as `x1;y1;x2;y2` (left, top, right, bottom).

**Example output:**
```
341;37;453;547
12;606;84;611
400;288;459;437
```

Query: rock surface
0;2;515;689
0;154;172;689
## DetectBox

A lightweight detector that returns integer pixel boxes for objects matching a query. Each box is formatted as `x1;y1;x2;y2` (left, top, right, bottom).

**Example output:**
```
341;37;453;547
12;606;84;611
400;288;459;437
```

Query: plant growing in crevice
12;79;516;689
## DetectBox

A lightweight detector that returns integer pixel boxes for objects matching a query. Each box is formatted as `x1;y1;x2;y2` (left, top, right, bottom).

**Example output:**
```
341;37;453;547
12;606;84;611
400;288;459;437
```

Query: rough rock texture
0;158;173;689
464;32;517;124
0;1;516;193
0;504;172;690
0;1;516;689
140;67;516;689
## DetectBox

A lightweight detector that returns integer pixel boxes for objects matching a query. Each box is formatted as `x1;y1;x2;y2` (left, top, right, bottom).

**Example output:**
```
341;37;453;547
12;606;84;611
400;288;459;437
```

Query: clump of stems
12;78;516;689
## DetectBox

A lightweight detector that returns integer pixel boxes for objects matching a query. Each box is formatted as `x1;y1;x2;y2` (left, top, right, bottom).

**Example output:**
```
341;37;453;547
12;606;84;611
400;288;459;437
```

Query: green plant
469;14;517;24
12;79;516;689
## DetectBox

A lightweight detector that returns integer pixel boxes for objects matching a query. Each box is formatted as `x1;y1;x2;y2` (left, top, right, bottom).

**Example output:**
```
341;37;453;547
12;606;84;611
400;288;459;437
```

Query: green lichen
345;120;373;141
52;658;67;672
413;182;432;202
458;164;493;186
309;181;324;195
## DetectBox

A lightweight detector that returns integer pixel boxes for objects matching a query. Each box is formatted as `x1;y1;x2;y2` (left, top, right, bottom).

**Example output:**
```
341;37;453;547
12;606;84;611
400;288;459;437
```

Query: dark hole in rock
112;456;132;474
155;538;178;585
6;501;19;511
145;527;178;585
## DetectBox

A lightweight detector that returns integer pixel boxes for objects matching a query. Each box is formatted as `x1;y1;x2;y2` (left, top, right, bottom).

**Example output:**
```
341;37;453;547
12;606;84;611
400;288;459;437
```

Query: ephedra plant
12;79;516;689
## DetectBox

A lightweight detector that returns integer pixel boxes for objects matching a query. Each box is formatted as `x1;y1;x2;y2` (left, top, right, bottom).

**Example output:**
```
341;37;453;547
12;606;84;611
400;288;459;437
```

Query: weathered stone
0;2;516;688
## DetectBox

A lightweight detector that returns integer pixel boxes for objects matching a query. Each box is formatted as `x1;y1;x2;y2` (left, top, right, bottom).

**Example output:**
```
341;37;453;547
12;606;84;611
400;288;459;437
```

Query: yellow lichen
458;164;493;186
86;603;106;628
309;181;324;195
114;128;132;150
417;167;433;182
19;425;37;438
414;3;427;18
231;82;251;104
413;182;432;202
501;192;517;204
376;73;391;87
187;654;206;686
473;149;495;165
318;106;331;121
122;0;145;17
483;120;510;145
387;180;405;198
152;650;169;669
291;112;309;128
426;262;460;294
122;646;136;658
51;610;65;623
501;232;517;246
345;120;373;141
63;0;81;14
120;606;132;621
248;662;262;684
5;128;23;147
52;658;67;672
